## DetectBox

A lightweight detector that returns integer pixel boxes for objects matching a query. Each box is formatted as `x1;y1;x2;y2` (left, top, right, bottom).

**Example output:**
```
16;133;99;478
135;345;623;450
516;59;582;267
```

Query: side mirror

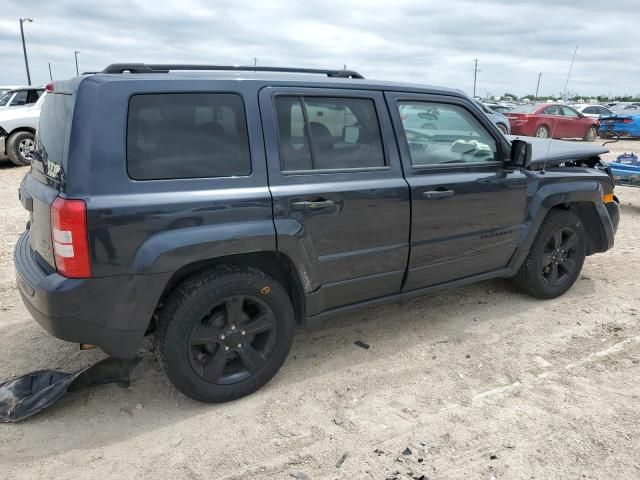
510;139;532;168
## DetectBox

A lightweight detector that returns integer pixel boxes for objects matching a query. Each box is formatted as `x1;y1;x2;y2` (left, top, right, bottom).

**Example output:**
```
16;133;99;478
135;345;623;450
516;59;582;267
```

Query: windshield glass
0;92;12;106
34;93;74;179
509;104;539;113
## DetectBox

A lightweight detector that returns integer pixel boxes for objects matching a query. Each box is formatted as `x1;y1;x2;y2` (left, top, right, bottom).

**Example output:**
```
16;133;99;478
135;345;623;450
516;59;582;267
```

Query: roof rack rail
101;63;364;79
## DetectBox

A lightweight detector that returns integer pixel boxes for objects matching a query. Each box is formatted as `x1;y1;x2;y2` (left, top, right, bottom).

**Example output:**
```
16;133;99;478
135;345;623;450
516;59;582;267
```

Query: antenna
473;59;479;98
542;46;578;173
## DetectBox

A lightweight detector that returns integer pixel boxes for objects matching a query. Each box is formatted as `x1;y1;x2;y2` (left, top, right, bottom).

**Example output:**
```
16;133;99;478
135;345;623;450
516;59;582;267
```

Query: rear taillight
50;197;91;278
623;118;633;124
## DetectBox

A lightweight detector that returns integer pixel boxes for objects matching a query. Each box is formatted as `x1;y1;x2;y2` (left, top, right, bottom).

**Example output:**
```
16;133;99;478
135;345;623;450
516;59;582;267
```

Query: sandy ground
0;139;639;479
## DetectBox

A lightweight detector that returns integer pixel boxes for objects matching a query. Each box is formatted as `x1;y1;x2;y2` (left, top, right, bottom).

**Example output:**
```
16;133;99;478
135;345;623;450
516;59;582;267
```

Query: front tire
513;210;586;299
7;131;35;166
156;267;295;403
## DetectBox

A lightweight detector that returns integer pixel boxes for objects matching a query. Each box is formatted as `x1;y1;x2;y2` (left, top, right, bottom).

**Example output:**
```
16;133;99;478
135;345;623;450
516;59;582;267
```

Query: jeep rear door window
274;96;385;172
397;101;498;166
127;93;251;180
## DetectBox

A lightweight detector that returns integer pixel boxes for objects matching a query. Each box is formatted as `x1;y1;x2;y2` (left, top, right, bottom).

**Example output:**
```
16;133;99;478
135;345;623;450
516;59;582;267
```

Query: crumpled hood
506;135;608;168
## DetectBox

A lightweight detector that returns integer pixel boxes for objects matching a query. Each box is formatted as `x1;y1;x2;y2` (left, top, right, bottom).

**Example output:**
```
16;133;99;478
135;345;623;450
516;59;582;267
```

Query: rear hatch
19;90;74;270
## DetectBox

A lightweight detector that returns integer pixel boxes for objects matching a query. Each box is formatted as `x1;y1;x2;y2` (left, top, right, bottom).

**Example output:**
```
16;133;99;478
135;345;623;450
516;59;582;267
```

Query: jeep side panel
259;87;411;316
384;92;529;291
67;78;275;280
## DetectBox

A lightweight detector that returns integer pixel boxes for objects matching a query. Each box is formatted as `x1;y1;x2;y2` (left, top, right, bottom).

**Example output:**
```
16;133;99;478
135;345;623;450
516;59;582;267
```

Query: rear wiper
27;150;48;173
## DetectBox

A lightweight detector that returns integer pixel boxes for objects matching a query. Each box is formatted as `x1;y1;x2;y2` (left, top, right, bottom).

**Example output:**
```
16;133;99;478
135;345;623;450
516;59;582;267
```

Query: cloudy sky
1;0;638;97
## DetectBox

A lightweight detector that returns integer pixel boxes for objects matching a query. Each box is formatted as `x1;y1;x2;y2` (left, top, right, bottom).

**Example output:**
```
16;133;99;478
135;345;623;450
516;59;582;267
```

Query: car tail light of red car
51;197;91;278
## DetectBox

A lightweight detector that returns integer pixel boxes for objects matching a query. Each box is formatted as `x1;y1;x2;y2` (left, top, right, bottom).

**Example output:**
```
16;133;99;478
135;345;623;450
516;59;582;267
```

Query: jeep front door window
396;101;498;167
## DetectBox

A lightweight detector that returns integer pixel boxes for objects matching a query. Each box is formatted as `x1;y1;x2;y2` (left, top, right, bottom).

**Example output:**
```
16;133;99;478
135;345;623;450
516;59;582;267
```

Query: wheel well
9;127;36;137
153;252;306;329
553;202;607;255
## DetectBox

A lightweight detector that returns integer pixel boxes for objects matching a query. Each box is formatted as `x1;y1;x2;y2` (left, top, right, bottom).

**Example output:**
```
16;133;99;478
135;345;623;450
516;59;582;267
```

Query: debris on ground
354;340;370;350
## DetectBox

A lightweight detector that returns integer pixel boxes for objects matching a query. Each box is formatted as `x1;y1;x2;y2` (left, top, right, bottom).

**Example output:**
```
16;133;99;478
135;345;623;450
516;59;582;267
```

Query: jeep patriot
14;64;619;402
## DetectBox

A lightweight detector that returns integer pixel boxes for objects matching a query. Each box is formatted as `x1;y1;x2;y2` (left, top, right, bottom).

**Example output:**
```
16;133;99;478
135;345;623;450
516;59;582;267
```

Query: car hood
506;135;608;168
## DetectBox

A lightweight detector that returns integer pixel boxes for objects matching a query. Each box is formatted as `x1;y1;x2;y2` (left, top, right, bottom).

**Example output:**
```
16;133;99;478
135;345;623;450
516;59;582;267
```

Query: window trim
272;92;390;175
393;97;504;171
125;91;253;182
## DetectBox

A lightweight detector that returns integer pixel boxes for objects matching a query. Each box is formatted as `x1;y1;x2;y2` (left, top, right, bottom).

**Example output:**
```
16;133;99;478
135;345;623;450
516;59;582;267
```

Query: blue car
599;104;640;138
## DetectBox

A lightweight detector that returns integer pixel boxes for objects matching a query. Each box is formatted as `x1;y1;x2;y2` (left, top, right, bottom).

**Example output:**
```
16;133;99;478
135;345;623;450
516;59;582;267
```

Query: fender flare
131;220;278;274
508;180;610;272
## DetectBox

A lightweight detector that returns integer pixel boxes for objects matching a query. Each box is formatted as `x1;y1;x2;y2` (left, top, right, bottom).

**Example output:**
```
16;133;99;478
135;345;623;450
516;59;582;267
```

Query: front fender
508;180;611;272
131;220;276;274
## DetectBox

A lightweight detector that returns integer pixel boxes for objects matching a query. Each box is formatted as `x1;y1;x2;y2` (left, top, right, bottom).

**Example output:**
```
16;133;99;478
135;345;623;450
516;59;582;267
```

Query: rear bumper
599;125;640;137
14;230;170;358
605;198;620;242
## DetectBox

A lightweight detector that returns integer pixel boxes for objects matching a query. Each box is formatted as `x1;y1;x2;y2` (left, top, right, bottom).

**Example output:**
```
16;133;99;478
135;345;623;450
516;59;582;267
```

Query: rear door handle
291;199;335;211
422;189;455;199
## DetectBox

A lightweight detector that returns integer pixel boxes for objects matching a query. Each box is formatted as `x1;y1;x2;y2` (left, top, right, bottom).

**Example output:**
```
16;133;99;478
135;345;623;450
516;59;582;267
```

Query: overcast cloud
1;0;638;97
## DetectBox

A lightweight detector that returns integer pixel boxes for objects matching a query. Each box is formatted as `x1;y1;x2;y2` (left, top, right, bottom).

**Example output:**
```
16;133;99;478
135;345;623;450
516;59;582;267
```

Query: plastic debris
354;340;370;350
0;357;141;423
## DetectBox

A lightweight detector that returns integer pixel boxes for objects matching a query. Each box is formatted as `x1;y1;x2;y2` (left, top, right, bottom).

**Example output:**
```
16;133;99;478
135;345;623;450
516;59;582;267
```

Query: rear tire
583;126;597;142
7;131;35;166
534;125;550;138
156;266;295;403
513;210;586;299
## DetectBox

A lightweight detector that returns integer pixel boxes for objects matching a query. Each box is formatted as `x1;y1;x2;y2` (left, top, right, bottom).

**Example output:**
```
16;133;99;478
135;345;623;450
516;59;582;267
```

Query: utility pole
253;57;257;67
473;59;479;98
19;18;33;85
74;50;80;75
48;62;53;81
535;72;542;99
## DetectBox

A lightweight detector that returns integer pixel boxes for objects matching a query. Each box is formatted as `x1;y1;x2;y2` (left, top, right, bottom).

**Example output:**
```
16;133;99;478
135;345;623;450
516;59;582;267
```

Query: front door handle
422;189;455;199
291;199;335;211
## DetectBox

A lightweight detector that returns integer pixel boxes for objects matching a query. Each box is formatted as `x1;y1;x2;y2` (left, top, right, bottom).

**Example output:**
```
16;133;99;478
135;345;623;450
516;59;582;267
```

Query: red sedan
506;104;599;141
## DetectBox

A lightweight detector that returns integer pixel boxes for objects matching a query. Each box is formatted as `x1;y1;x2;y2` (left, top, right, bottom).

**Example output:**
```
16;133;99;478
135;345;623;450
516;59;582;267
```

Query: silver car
572;104;613;119
474;100;511;134
0;87;44;109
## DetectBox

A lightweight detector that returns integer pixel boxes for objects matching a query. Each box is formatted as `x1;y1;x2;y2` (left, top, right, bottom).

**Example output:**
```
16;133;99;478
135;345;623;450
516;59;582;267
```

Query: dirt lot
0;140;639;479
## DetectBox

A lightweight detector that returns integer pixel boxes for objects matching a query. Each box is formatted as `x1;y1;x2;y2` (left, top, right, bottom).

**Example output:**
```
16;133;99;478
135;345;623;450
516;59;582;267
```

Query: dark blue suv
15;64;619;402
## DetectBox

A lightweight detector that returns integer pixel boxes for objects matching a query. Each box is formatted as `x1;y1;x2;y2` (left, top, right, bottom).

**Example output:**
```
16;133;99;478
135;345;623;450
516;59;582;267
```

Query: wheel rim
541;227;579;287
586;128;596;141
187;295;278;385
535;127;548;138
18;137;34;159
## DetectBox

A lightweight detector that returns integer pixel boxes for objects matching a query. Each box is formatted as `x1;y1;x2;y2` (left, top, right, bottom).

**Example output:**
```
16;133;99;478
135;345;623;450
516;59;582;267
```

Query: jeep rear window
127;93;251;180
34;93;74;179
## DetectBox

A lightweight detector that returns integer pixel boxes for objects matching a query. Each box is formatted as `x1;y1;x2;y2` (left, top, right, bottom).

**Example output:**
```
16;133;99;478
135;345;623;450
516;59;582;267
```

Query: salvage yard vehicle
0;92;45;166
0;86;44;109
14;64;619;403
572;104;613;119
599;104;640;138
506;103;600;141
